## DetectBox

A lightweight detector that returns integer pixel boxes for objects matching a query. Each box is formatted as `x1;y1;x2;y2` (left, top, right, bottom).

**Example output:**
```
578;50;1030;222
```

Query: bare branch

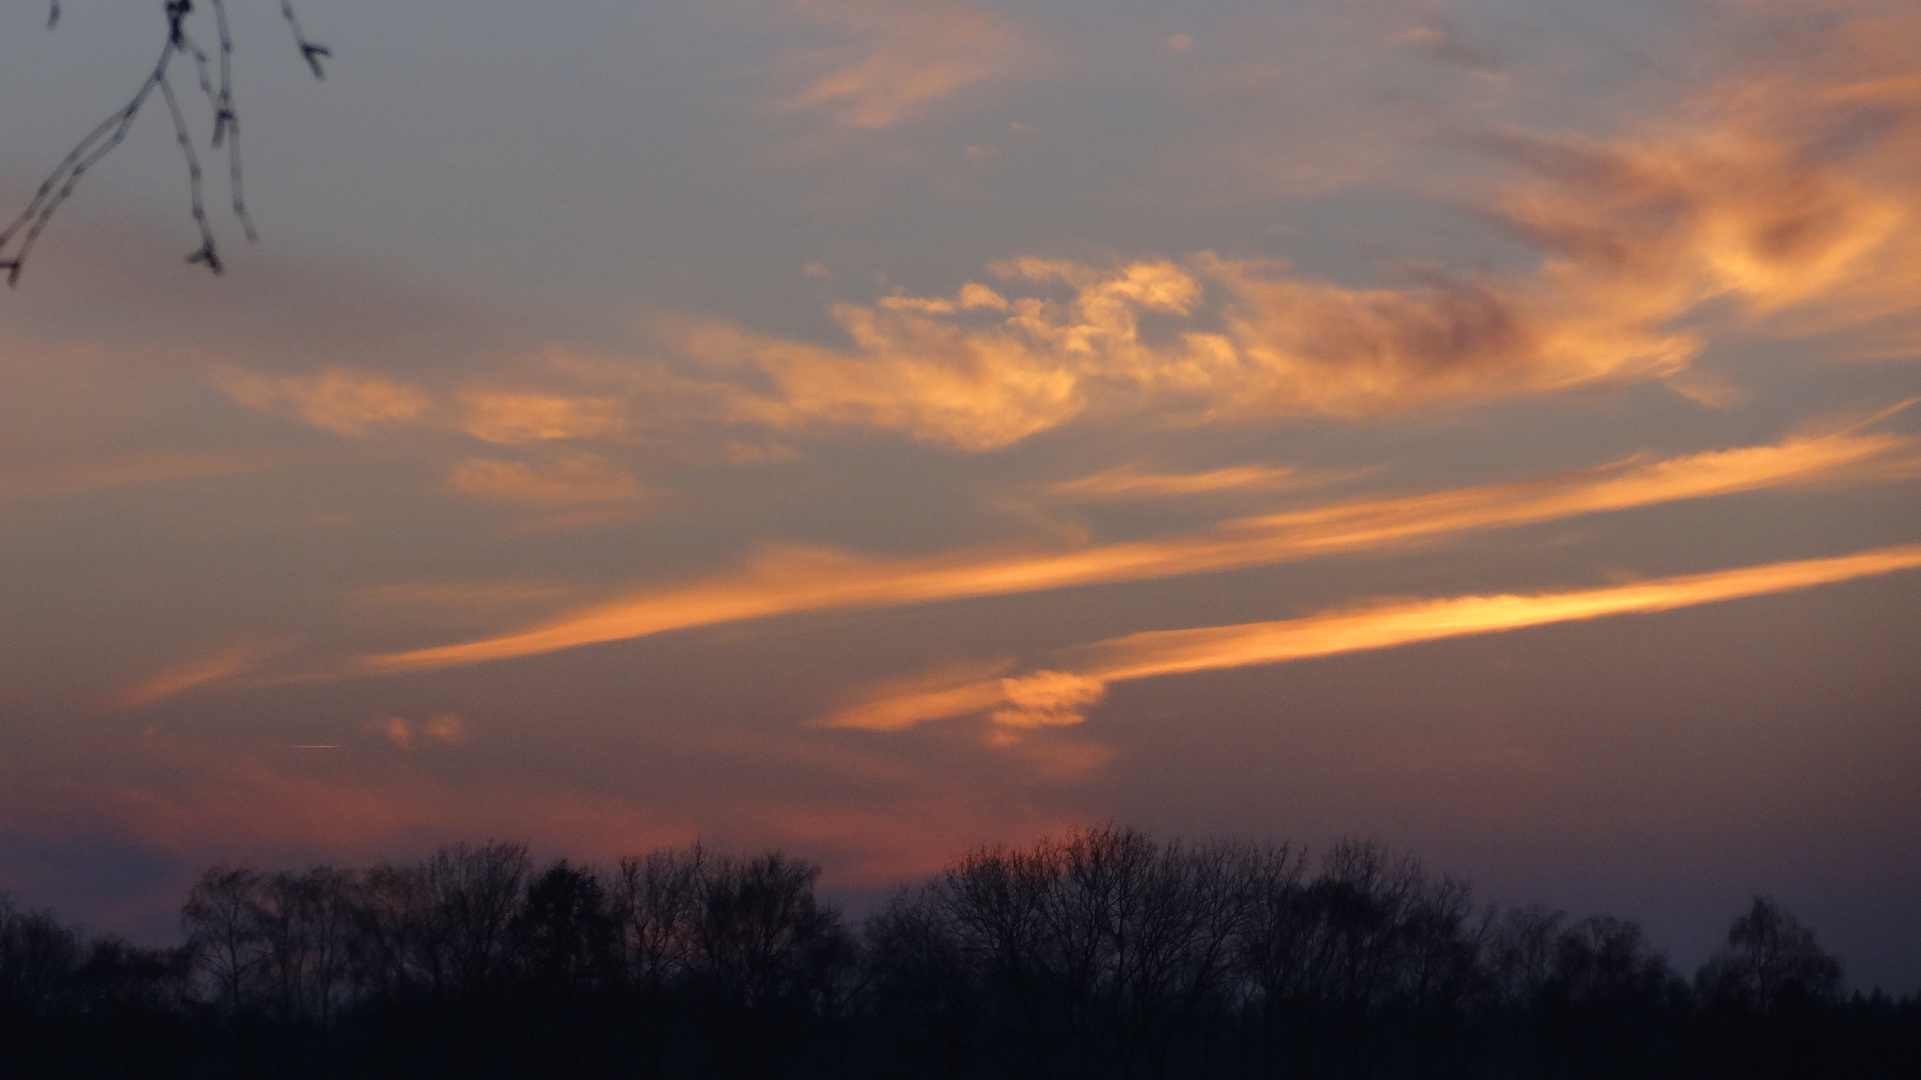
210;2;257;241
158;67;221;274
2;2;326;286
280;0;330;79
0;36;172;286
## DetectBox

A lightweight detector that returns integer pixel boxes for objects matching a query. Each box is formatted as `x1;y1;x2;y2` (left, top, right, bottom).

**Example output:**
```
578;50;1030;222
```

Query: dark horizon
6;824;1920;1001
5;826;1918;1079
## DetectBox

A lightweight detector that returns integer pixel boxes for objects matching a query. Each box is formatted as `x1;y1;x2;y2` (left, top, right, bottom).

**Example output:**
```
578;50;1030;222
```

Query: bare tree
0;894;83;1020
6;835;1911;1078
515;859;618;994
935;835;1064;1077
1037;827;1140;1080
1;1;329;285
1106;836;1254;1080
181;863;266;1015
686;851;856;1079
400;841;533;1001
1233;841;1311;1079
612;845;709;1078
1488;902;1566;1010
923;826;1260;1080
253;866;361;1026
1697;896;1842;1016
863;887;984;1080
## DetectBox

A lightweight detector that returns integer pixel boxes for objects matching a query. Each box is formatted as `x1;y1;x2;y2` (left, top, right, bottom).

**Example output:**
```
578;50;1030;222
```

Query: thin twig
210;0;255;240
158;68;221;274
280;0;330;79
0;38;173;286
3;2;327;285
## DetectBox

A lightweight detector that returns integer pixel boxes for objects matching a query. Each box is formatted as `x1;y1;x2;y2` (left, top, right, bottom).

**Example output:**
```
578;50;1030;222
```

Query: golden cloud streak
824;542;1921;732
360;425;1911;673
1045;462;1333;502
114;642;295;710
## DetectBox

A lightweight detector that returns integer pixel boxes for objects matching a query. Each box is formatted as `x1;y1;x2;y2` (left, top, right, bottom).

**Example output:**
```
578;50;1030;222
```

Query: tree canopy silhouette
4;829;1919;1079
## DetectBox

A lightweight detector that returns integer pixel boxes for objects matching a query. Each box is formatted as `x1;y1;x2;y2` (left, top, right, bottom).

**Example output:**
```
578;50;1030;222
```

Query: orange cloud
210;360;637;448
1389;16;1499;76
1045;462;1339;502
665;288;1093;451
775;0;1036;129
820;659;1016;734
371;713;468;749
372;716;415;749
362;423;1914;673
211;367;431;436
674;186;1901;444
655;13;1921;446
460;392;626;445
986;670;1108;733
448;452;644;504
825;542;1921;734
114;642;294;710
424;712;468;745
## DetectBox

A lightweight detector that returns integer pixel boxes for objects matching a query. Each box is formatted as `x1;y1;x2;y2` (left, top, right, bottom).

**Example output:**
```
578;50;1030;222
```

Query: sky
1;0;1918;989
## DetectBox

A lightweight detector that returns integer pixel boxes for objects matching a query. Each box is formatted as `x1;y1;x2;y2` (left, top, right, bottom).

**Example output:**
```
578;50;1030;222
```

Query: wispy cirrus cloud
212;367;637;458
197;6;1921;458
458;392;628;446
666;161;1913;446
448;452;645;505
770;0;1038;129
210;368;432;437
1388;14;1500;77
1043;462;1343;503
359;422;1915;673
113;641;297;710
824;542;1921;736
646;10;1921;449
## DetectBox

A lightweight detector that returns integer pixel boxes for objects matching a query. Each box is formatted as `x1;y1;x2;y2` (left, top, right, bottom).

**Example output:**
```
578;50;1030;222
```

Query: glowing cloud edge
823;542;1921;733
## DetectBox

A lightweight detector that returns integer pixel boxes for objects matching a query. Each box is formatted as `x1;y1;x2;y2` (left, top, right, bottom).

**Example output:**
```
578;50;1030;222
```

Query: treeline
2;828;1916;1079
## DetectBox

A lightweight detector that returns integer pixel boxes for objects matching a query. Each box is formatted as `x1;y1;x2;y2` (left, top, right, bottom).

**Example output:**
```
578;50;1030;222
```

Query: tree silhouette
865;888;985;1080
0;894;83;1022
180;863;265;1016
611;846;709;1079
1697;896;1842;1017
5;893;197;1078
1694;896;1846;1080
1;1;329;285
8;832;1921;1078
510;860;623;1077
254;866;360;1026
686;851;857;1079
516;860;618;994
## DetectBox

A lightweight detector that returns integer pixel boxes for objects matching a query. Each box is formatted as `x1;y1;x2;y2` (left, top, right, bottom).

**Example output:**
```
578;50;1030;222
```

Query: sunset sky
2;0;1918;989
